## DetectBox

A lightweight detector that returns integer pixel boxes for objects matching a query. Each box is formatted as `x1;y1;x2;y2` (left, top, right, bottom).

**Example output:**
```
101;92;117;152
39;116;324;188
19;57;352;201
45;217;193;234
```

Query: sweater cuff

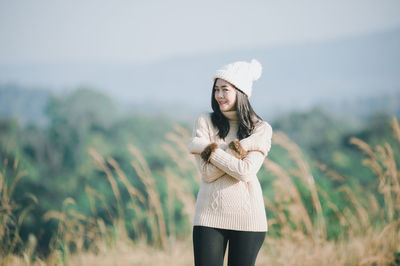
228;139;248;159
201;142;218;162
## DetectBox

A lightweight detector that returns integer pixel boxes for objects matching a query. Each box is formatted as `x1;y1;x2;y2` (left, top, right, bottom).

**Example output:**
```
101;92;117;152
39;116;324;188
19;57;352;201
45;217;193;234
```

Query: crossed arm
188;114;272;183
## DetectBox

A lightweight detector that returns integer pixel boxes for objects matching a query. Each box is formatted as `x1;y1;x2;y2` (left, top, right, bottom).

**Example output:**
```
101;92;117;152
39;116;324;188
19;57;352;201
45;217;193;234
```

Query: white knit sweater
188;110;273;232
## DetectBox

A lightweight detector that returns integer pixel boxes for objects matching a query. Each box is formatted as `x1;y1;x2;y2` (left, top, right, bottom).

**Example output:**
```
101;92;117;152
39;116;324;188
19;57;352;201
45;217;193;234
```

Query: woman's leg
193;226;228;266
227;230;266;266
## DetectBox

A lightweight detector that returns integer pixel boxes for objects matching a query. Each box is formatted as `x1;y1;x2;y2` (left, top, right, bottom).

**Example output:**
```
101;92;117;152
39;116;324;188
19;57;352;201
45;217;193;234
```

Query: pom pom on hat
250;59;262;81
213;58;262;98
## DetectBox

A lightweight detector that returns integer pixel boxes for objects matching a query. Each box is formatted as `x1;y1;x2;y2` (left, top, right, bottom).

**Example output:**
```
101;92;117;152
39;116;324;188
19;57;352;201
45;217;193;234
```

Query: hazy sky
1;0;400;65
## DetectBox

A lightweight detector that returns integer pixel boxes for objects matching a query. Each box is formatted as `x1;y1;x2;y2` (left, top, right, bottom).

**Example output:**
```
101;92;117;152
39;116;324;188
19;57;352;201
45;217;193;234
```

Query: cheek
228;93;237;104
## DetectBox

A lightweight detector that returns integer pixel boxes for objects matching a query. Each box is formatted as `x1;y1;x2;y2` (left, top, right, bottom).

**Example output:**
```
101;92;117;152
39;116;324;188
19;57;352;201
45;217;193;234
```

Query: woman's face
214;78;237;112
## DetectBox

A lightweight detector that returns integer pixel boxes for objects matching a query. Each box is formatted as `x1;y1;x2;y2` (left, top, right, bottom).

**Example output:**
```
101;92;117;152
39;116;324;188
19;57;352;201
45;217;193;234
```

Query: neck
222;110;238;121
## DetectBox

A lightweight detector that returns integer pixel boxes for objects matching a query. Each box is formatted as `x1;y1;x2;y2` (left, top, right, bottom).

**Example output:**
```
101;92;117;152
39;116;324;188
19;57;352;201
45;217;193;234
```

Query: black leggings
193;225;266;266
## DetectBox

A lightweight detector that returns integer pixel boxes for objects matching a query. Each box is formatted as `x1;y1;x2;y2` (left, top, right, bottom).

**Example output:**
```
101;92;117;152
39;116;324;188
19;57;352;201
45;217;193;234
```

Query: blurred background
1;1;400;265
1;0;400;122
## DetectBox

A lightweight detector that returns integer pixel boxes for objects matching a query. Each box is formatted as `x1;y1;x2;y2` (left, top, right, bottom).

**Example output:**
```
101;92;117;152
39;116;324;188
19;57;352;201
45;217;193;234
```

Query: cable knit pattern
189;111;273;232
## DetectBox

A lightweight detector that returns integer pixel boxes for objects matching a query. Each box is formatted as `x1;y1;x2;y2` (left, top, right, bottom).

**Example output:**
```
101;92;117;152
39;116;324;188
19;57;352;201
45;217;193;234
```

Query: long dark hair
210;79;262;140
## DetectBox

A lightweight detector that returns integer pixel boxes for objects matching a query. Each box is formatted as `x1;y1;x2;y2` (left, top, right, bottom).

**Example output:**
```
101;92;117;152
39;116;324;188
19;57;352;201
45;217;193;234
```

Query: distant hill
315;91;400;124
0;27;399;122
0;85;398;128
0;84;50;126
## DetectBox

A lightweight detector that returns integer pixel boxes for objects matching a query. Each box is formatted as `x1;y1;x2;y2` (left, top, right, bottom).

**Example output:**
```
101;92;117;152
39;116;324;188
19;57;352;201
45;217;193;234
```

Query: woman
188;59;273;266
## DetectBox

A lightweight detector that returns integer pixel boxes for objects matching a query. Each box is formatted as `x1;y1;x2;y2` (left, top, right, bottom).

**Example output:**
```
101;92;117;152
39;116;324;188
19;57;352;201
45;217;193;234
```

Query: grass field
1;117;400;266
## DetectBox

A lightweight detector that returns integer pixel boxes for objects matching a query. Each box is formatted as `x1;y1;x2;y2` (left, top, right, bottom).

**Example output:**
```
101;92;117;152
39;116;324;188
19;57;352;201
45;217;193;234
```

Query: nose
215;90;223;99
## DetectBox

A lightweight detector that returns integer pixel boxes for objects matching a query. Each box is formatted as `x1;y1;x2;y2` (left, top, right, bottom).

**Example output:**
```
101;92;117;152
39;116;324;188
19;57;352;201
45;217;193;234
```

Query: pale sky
1;0;400;65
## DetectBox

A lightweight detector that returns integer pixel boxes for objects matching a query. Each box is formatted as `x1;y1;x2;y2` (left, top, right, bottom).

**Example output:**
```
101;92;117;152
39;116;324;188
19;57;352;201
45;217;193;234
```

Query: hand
200;142;218;162
228;139;248;159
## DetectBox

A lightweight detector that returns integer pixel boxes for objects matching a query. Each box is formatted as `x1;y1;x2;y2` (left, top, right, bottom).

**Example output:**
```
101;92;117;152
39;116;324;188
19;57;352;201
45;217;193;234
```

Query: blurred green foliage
0;87;398;256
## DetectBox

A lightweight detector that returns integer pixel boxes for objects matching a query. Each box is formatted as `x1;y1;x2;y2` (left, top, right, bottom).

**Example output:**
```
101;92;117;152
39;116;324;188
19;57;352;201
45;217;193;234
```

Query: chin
220;106;233;112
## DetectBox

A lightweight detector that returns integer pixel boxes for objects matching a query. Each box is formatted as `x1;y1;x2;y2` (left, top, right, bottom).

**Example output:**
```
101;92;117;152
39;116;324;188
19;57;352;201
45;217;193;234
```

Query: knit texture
189;111;273;232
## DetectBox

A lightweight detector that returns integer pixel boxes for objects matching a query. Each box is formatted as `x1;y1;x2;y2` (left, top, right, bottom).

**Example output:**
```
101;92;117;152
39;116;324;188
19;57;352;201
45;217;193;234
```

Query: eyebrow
214;85;228;88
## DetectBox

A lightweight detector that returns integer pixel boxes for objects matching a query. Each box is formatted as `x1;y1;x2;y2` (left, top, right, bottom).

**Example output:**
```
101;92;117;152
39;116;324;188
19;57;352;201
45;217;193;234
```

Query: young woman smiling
188;59;273;266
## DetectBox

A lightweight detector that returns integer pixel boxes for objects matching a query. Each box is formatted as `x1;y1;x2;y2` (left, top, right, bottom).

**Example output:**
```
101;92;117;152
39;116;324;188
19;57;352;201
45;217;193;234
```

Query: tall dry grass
1;117;400;266
259;116;400;265
0;158;38;265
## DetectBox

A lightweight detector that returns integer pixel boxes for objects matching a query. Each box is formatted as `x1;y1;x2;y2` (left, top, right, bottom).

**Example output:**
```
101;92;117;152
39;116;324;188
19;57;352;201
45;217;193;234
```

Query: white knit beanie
213;59;262;98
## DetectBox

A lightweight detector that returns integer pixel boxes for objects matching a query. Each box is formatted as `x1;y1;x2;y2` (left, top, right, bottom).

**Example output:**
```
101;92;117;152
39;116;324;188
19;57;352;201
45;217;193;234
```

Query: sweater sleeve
188;136;209;154
209;149;265;182
209;122;272;182
239;121;273;156
194;154;226;183
189;114;226;183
